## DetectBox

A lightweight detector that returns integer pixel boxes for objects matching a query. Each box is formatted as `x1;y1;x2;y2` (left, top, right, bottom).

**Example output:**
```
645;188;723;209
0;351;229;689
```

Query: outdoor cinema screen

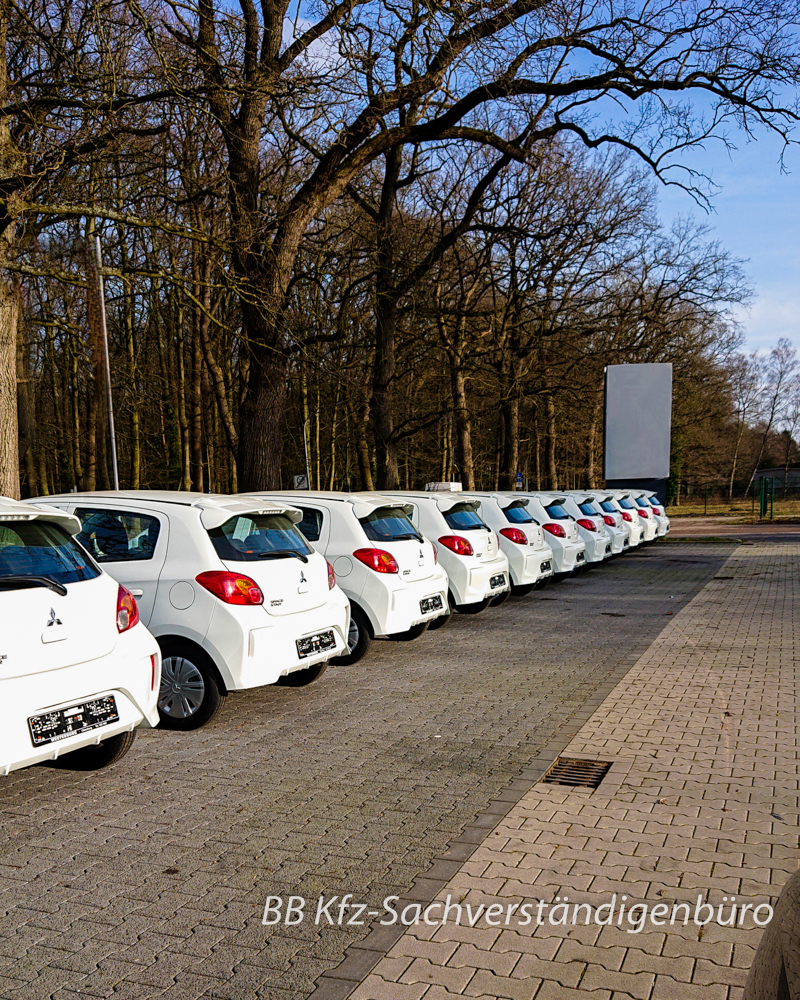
603;363;672;480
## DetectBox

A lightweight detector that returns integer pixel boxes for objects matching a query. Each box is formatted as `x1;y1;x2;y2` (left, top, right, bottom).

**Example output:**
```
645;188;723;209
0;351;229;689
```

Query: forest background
2;0;800;504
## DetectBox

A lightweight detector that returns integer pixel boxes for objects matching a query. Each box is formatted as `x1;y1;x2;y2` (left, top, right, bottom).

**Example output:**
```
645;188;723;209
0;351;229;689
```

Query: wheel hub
159;655;205;719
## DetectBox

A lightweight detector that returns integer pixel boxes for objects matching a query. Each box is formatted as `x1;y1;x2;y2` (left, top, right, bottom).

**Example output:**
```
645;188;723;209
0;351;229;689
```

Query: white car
0;497;160;774
247;492;450;664
383;491;511;613
609;490;658;542
560;492;623;558
457;492;554;595
589;491;644;548
512;493;586;577
28;492;349;730
643;493;670;537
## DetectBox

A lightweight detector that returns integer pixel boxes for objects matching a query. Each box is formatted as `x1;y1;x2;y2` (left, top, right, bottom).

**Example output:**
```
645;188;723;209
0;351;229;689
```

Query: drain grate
541;757;613;789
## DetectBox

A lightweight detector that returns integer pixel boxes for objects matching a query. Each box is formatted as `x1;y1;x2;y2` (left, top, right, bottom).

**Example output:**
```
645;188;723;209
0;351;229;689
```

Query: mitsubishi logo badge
47;608;62;627
299;570;307;584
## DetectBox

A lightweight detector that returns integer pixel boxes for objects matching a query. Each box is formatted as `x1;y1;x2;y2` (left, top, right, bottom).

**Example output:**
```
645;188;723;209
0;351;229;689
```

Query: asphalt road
0;541;734;1000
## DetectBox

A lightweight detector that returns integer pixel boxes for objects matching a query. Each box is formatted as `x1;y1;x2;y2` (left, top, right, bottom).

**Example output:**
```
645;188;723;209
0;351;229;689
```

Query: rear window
76;508;160;562
618;498;635;509
635;498;650;508
296;507;323;542
544;504;571;520
209;513;311;561
578;502;599;516
599;500;617;513
0;520;100;587
443;503;487;531
359;508;421;543
503;503;535;524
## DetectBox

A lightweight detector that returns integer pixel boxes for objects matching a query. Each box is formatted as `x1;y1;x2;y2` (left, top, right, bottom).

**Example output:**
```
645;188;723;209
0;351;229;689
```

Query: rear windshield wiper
0;574;68;597
390;533;422;541
256;549;309;563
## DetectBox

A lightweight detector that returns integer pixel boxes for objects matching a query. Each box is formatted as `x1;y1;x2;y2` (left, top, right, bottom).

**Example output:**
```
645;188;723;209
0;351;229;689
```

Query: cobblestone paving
0;543;732;1000
354;542;800;1000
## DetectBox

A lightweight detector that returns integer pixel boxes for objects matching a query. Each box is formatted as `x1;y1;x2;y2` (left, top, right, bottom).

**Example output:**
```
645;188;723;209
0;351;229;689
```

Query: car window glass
635;498;650;508
443;503;487;531
209;513;311;561
618;498;635;509
296;507;323;542
578;502;599;516
544;503;570;520
75;508;160;562
599;500;617;513
0;520;100;586
503;503;534;524
359;508;422;542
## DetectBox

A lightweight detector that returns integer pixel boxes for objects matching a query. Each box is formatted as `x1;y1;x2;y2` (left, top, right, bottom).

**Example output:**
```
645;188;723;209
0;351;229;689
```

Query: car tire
330;604;372;665
158;640;226;730
52;730;137;771
426;611;451;631
489;589;512;607
276;662;328;686
450;590;490;614
533;577;550;590
511;583;535;598
388;622;428;641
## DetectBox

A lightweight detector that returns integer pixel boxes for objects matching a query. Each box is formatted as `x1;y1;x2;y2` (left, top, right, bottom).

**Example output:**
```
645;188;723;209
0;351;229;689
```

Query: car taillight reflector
150;653;158;691
196;571;264;605
499;527;528;545
326;559;336;589
543;523;566;538
577;518;597;532
353;548;399;573
603;515;616;527
437;535;474;556
622;512;633;522
116;584;140;633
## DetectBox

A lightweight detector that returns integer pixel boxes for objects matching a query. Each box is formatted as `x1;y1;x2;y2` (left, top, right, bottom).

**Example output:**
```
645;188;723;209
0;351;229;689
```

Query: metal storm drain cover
541;757;613;789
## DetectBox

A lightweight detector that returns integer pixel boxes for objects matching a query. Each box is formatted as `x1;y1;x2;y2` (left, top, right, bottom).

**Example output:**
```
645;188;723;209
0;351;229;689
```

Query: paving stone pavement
0;543;734;1000
351;541;800;1000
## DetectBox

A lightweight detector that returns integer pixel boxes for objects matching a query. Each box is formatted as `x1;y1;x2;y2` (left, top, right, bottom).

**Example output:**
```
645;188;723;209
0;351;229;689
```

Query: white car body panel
382;492;511;607
509;493;586;574
455;492;554;585
606;490;658;541
246;492;450;636
585;491;640;550
557;493;621;559
28;492;349;690
0;498;160;774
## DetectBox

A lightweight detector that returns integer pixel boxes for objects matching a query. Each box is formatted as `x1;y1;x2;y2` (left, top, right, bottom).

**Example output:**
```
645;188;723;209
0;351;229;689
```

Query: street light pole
94;232;119;490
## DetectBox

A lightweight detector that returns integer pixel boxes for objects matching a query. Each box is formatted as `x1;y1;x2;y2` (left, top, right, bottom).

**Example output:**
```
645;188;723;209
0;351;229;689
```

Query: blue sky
657;133;799;355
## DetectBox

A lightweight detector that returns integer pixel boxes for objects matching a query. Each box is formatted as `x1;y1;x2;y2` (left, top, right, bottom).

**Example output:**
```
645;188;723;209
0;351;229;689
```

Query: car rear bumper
454;556;511;605
349;565;449;636
0;625;160;775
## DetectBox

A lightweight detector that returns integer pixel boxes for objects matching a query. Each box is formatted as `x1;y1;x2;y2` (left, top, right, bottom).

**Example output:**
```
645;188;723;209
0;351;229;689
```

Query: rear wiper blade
256;550;309;563
0;574;68;597
391;533;422;541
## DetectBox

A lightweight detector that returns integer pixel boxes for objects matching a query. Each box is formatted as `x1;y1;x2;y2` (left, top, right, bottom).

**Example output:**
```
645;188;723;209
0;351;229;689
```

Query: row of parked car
0;486;668;775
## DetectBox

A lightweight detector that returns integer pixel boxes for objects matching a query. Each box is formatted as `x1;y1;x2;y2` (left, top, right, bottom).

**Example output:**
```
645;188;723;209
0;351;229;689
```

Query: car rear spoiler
0;500;81;535
197;496;303;529
348;497;414;519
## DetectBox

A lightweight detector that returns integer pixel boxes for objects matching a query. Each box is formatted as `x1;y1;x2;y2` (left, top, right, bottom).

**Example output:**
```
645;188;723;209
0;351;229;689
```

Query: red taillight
196;571;264;605
433;545;437;564
353;548;399;573
543;523;566;538
603;515;616;527
326;559;336;589
651;507;662;515
116;584;140;633
622;512;633;522
150;653;158;691
499;527;528;545
577;518;597;532
437;535;474;556
639;509;649;518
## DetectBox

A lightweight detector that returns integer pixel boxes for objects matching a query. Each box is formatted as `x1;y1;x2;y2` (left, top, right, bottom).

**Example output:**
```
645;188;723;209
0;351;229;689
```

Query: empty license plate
420;595;444;615
296;630;337;659
576;551;586;562
490;574;506;590
540;560;552;573
28;695;119;747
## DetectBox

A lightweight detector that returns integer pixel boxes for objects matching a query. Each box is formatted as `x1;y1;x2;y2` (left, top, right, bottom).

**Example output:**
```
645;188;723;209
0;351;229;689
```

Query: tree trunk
351;398;374;491
450;360;475;489
499;395;519;491
0;272;19;497
190;297;204;492
544;393;558;490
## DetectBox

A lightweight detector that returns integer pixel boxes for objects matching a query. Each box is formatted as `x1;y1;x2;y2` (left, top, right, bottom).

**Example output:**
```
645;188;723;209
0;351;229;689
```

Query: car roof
247;491;416;519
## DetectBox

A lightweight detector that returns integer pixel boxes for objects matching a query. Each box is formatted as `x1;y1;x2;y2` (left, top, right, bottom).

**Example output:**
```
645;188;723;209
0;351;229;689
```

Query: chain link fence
667;472;800;519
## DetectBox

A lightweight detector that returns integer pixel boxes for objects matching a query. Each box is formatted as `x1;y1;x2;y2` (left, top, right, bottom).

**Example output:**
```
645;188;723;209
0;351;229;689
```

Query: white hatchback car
28;492;349;730
643;493;670;537
513;493;586;577
384;492;511;613
589;491;644;548
610;491;658;542
555;492;616;561
457;492;554;595
0;497;160;774
249;492;449;664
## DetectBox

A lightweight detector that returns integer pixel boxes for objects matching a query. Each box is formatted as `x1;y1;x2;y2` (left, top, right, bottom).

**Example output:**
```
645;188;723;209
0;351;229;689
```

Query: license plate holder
490;574;506;590
540;560;552;573
296;630;337;659
420;595;444;615
28;695;119;748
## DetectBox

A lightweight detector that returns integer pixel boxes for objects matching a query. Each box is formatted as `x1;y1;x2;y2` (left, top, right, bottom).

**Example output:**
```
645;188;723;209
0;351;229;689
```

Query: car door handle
130;589;144;597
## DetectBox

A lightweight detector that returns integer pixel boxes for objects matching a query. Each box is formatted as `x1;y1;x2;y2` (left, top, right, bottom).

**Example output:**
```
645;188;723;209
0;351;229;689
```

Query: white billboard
604;363;672;480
